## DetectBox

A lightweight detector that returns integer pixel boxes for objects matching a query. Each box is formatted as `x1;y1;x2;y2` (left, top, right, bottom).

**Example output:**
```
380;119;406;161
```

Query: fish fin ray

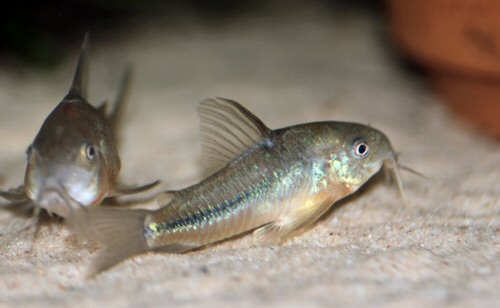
197;98;272;173
67;207;150;277
253;193;336;245
0;215;39;249
108;66;132;148
0;186;29;202
0;203;39;236
67;32;90;100
110;180;160;197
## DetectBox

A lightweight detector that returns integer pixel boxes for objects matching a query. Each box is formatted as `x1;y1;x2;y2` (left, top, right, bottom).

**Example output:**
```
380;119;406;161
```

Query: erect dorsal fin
97;100;108;115
197;98;272;172
108;65;133;148
66;32;90;100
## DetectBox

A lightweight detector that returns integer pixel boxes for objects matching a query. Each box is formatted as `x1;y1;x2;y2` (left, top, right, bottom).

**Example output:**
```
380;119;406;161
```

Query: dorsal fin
108;65;133;148
97;100;108;115
66;32;90;100
197;98;271;172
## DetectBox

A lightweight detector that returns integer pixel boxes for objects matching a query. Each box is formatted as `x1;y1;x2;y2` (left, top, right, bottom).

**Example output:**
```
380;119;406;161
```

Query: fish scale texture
0;4;499;307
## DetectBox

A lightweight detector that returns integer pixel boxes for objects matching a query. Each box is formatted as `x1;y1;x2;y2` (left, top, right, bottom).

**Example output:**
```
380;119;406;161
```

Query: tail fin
68;206;150;277
108;66;133;148
67;32;90;100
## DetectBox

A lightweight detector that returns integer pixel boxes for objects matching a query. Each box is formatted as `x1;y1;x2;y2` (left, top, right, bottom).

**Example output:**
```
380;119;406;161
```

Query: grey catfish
0;33;158;221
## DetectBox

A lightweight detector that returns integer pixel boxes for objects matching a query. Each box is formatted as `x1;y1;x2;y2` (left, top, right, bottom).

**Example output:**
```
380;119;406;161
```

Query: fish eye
352;138;370;159
84;144;96;161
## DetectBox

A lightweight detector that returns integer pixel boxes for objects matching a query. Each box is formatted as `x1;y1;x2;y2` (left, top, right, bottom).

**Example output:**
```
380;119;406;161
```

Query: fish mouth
36;186;82;218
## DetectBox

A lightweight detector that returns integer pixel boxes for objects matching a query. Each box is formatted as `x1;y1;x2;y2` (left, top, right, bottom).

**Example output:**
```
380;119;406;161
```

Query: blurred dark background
3;0;499;138
0;0;383;68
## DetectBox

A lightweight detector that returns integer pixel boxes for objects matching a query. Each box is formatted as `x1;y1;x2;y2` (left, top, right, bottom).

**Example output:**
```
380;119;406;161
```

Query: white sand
0;4;499;307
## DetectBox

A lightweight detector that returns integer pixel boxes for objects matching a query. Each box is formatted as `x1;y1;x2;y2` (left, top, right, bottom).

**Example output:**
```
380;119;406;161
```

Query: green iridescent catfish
70;98;408;275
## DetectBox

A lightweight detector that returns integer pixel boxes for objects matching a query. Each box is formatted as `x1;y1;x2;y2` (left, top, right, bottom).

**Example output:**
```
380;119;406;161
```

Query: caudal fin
68;207;150;277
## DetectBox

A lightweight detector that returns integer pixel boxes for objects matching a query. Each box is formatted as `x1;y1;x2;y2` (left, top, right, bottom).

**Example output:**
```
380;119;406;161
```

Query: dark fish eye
85;144;96;160
352;138;370;159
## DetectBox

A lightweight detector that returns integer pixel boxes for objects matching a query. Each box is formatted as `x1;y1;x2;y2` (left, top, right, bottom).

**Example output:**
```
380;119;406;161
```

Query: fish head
317;122;397;191
24;98;120;216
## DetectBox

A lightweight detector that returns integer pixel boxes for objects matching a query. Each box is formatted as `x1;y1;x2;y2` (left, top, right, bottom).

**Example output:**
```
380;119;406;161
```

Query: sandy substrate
0;4;499;307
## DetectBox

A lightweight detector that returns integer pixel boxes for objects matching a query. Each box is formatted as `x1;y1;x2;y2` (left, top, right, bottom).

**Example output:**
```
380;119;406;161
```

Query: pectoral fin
109;180;160;197
0;186;29;203
0;214;40;249
0;201;38;236
253;193;337;245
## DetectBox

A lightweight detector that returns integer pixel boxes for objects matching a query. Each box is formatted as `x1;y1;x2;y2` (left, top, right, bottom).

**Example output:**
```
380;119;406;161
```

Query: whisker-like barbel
384;156;408;206
398;163;428;179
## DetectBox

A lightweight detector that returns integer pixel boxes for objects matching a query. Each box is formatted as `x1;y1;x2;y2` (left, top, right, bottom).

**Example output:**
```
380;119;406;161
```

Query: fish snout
24;153;96;213
38;189;68;217
34;185;81;218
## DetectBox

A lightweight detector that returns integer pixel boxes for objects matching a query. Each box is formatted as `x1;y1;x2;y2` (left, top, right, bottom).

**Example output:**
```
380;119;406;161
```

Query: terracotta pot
387;0;500;138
